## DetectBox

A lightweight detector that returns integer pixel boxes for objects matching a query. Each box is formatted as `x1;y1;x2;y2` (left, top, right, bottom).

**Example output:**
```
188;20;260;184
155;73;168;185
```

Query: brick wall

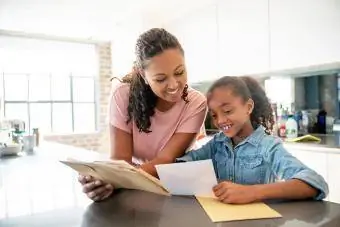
44;42;112;153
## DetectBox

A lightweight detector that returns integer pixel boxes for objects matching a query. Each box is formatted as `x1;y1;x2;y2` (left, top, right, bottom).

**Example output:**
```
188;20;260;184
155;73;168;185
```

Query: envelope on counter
196;196;282;222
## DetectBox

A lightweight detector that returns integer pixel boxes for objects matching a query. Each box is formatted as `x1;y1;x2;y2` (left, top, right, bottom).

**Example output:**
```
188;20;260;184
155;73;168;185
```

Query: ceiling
0;0;215;41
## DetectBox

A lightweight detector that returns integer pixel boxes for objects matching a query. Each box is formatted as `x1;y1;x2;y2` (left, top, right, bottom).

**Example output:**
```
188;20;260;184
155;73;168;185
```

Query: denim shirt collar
215;126;266;147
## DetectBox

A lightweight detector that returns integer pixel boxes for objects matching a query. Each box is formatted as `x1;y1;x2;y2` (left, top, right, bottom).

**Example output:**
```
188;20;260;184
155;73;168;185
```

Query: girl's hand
213;181;258;204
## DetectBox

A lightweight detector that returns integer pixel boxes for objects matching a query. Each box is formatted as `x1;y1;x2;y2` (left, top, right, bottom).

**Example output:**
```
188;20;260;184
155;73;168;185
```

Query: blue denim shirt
177;126;329;200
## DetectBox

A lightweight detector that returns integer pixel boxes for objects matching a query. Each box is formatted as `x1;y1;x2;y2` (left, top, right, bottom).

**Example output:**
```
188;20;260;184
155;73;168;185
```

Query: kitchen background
2;0;340;213
0;0;340;151
192;69;340;137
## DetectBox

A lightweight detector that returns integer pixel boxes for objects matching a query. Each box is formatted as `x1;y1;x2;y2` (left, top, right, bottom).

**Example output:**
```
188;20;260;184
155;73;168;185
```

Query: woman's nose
168;77;179;89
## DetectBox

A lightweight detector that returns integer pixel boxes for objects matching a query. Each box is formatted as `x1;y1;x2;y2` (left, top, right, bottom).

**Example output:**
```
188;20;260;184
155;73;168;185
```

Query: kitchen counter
1;142;340;227
205;130;340;154
282;134;340;154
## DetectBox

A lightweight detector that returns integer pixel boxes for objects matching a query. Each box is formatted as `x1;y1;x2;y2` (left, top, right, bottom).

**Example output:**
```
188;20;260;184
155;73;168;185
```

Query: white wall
0;36;97;75
269;0;340;70
110;16;164;78
164;0;340;82
167;4;219;83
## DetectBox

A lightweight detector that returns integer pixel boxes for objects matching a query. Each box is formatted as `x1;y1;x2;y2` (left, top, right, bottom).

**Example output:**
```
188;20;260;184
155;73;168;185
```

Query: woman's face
142;48;187;103
208;87;254;138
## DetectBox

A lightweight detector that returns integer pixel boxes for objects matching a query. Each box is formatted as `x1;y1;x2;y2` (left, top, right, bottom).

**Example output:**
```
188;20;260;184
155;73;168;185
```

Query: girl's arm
253;179;318;201
214;138;328;204
261;139;329;201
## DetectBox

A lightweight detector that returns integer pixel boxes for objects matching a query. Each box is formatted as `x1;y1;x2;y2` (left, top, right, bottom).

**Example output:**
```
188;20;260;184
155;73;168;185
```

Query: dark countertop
1;142;340;227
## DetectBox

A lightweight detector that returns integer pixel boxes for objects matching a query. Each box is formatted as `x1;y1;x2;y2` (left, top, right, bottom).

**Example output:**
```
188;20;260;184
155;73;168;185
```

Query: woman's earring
182;84;189;102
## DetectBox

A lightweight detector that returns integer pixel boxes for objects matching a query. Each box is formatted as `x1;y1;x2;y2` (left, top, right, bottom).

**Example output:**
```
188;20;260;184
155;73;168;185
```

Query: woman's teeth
167;89;179;95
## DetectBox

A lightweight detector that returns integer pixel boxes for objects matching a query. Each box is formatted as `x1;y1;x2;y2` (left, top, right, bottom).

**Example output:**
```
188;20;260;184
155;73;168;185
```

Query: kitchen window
2;73;98;134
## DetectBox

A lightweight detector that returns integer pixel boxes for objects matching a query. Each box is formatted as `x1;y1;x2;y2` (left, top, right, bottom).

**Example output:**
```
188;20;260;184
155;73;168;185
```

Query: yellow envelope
196;196;282;222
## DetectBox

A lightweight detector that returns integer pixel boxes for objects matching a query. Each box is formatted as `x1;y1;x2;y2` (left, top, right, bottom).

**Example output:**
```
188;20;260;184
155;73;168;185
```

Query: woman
79;28;207;201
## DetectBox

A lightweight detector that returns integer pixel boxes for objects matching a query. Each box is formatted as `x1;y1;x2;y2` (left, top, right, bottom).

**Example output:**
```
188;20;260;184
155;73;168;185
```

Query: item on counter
0;143;22;157
285;134;321;143
316;109;327;134
279;123;286;138
196;196;282;222
326;116;335;134
285;115;298;139
33;128;40;146
294;111;302;132
277;114;287;138
61;158;170;196
300;110;310;134
23;135;35;153
333;119;340;146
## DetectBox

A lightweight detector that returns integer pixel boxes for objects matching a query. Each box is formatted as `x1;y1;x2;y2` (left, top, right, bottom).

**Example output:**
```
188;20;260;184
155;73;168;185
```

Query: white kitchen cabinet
269;0;340;70
217;0;269;76
166;5;219;83
327;153;340;204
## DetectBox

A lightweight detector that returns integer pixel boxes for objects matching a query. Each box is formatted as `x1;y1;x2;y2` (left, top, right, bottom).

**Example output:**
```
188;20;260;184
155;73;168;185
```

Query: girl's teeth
223;125;231;131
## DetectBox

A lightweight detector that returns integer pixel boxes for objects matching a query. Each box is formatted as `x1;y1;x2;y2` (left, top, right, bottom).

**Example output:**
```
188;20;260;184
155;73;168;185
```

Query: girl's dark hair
112;28;188;133
207;76;274;135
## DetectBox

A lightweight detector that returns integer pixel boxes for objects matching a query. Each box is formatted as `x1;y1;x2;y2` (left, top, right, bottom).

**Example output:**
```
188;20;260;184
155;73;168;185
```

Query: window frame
2;72;98;134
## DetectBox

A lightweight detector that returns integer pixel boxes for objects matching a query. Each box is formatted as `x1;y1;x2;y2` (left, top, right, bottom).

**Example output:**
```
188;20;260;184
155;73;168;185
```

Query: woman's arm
140;133;197;177
108;84;134;163
141;90;208;177
109;125;133;163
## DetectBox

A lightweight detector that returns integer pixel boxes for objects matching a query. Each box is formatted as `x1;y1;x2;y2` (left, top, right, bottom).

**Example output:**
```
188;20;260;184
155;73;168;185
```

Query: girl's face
208;86;254;138
142;48;187;103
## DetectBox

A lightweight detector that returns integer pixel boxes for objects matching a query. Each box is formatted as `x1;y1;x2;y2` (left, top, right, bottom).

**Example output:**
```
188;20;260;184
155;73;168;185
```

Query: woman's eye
174;70;184;76
155;78;166;83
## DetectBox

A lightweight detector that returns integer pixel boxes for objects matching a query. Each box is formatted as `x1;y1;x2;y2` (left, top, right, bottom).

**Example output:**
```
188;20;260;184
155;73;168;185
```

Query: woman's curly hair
207;76;275;135
113;28;188;133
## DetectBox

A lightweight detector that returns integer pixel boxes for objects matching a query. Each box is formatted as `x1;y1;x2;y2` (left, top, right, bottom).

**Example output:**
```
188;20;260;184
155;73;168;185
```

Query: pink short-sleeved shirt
109;82;207;163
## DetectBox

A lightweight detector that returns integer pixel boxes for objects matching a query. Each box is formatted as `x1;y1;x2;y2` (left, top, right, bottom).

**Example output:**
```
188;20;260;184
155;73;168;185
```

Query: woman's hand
78;175;114;202
213;181;258;204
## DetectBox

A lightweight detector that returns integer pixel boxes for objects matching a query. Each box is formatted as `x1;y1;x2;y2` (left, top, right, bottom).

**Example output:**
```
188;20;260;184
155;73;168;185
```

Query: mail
155;159;218;197
60;159;170;196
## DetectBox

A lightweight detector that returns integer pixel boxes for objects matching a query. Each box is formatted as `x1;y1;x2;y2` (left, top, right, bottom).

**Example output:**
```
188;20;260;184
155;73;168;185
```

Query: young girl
177;76;328;204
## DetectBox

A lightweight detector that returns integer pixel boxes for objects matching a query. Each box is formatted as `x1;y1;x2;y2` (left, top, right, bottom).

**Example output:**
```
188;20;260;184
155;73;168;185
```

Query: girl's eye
211;114;217;119
224;110;233;115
